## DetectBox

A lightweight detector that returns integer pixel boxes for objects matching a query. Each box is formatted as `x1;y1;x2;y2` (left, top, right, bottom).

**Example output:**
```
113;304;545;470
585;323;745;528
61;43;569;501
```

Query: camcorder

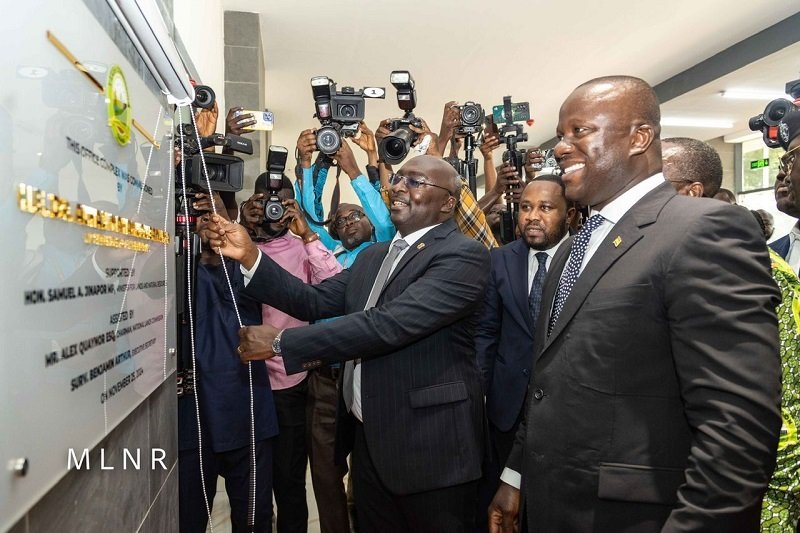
262;145;289;223
749;79;800;148
455;102;485;135
191;84;216;110
311;76;385;155
379;70;424;165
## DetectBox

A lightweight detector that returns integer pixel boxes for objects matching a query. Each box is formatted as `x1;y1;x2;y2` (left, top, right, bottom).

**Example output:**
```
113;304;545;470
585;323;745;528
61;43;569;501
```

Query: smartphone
238;109;274;131
492;102;531;124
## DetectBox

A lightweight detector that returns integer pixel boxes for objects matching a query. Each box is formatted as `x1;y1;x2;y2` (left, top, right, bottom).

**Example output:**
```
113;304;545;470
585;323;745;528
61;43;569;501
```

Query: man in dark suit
474;175;572;531
489;75;782;532
769;112;800;268
207;155;489;532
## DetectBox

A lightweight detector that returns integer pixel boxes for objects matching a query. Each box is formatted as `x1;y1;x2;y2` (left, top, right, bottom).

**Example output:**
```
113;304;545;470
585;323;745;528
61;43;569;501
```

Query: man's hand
375;118;393;149
193;191;230;221
480;133;502;159
237;324;281;362
409;118;442;157
494;163;523;204
205;215;259;268
488;482;520;533
439;100;459;142
195;101;219;137
353;121;377;154
225;106;256;136
334;141;361;179
240;193;265;230
280;199;314;240
296;129;318;168
524;148;545;181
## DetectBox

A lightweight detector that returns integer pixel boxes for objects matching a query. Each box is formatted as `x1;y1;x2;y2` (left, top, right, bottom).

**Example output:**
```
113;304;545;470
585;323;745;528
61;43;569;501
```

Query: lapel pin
416;242;426;250
613;236;622;248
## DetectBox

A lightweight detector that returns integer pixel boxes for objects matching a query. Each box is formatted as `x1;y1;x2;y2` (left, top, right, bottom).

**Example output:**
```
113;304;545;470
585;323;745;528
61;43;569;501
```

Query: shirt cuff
500;467;521;489
240;251;262;286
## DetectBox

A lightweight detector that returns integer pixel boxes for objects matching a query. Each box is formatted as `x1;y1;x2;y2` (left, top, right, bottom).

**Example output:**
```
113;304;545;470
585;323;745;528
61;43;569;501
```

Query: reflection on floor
205;466;321;533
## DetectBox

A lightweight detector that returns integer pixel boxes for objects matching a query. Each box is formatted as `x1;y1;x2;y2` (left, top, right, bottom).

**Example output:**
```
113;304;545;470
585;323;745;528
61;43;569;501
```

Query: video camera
174;123;252;196
495;95;530;245
749;79;800;148
311;76;385;155
455;102;485;135
379;70;423;165
262;145;289;223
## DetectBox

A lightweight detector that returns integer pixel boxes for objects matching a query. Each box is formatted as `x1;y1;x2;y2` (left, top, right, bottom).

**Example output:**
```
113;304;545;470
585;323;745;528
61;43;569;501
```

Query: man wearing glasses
205;154;490;532
770;110;800;274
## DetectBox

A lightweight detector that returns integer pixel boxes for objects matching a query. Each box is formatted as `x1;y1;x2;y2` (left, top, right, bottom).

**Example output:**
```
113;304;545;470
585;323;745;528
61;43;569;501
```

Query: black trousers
475;415;523;532
307;369;350;533
352;420;478;533
178;439;273;533
272;378;309;533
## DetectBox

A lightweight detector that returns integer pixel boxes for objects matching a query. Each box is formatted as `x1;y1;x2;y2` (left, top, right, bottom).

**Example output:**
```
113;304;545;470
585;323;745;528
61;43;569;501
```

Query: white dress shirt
500;173;667;490
527;234;569;293
786;224;800;275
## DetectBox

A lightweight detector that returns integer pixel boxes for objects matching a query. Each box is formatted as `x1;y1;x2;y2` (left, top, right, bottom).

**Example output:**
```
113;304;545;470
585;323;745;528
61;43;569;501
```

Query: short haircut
530;173;566;195
577;75;661;135
254;173;293;196
662;137;723;198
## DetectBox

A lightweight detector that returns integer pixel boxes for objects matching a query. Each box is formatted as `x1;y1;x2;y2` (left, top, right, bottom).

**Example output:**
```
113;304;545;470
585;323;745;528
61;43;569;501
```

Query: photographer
295;128;395;266
241;174;343;533
178;191;277;533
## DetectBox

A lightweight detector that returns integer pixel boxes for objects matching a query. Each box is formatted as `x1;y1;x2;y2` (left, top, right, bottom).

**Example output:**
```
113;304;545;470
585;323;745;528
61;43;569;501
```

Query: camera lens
763;99;796;127
316;126;342;155
339;104;357;118
379;127;415;165
192;85;216;109
265;200;285;222
461;105;479;125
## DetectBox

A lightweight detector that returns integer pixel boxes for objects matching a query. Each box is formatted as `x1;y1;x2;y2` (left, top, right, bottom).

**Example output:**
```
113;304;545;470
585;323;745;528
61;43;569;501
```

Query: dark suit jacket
507;183;782;532
475;238;539;432
769;233;790;259
244;219;489;495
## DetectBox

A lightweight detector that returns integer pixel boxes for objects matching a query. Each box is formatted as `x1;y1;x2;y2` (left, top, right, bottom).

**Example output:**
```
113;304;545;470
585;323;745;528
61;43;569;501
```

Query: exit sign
750;158;769;169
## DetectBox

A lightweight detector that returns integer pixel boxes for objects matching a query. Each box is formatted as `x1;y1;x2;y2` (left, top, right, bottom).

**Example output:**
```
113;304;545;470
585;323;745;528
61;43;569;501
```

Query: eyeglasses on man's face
779;145;800;174
389;173;454;196
333;211;365;228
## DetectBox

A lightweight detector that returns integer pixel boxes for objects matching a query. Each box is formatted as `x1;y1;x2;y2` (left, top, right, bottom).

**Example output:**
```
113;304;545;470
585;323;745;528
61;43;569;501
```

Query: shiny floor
205;467;322;533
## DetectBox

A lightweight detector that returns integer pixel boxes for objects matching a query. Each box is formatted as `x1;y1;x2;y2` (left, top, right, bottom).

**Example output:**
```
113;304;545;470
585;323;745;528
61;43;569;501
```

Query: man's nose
554;137;572;161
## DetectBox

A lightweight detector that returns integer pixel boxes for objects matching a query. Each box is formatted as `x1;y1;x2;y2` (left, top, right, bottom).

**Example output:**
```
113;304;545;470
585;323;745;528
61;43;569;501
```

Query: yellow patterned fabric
762;250;800;532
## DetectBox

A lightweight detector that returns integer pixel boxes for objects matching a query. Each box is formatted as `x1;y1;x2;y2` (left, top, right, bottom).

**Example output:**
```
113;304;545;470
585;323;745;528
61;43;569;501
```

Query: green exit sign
750;158;769;169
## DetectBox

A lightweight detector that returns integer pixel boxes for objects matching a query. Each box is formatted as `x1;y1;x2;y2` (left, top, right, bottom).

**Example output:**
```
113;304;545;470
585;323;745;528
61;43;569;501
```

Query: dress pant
307;368;351;533
352;419;478;533
475;414;523;533
178;439;273;533
272;378;309;533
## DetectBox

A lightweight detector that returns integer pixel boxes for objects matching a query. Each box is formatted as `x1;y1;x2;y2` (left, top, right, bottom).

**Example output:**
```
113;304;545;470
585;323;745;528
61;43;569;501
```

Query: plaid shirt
380;177;498;250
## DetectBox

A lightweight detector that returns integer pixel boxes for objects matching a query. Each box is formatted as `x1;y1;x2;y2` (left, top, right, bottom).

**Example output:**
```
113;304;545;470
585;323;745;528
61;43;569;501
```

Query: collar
791;224;800;240
528;232;569;261
394;223;443;247
591;173;666;224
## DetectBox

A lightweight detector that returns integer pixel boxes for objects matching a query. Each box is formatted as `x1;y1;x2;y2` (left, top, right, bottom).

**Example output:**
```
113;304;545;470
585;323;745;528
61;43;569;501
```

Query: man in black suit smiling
206;155;489;533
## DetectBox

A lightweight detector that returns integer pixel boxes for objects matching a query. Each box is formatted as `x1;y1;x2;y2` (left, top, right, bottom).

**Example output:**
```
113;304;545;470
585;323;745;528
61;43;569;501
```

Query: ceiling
221;0;800;165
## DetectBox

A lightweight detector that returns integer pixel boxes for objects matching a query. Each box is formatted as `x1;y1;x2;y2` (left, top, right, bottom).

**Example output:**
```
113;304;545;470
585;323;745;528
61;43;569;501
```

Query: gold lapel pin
613;236;622;248
416;242;426;250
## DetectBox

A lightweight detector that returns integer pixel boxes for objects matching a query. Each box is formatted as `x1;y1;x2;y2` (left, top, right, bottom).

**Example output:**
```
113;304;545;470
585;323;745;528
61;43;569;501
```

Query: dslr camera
379;70;423;165
311;76;385;155
749;79;800;148
454;102;485;135
263;145;289;222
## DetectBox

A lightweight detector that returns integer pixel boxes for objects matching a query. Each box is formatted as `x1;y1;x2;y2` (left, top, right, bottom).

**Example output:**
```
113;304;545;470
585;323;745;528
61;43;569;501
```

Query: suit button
533;389;544;400
522;369;530;377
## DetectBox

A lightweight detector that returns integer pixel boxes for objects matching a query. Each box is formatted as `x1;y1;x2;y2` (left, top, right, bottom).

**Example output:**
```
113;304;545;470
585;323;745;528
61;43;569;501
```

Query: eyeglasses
333;211;365;228
389;173;454;196
779;145;800;174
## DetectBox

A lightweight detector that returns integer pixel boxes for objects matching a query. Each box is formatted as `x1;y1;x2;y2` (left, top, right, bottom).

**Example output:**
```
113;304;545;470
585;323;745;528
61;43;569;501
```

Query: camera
455;102;485;135
748;78;800;148
192;84;215;110
379;70;423;165
311;76;385;155
174;122;252;193
263;145;289;222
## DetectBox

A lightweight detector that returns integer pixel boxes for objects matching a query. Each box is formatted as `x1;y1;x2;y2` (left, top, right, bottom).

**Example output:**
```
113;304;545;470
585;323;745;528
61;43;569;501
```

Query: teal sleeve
351;174;395;242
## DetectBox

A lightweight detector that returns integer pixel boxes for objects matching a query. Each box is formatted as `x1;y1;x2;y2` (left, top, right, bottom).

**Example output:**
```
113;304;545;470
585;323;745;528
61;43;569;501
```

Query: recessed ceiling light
661;117;734;129
720;89;789;100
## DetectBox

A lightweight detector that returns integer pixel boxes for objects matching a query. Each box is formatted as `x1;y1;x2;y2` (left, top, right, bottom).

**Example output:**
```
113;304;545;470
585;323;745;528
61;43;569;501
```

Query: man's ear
629;123;656;156
565;206;577;228
441;195;456;214
687;182;705;198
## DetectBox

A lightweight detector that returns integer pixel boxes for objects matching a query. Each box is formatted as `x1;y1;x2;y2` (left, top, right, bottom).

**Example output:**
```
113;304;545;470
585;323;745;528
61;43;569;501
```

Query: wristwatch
272;329;284;356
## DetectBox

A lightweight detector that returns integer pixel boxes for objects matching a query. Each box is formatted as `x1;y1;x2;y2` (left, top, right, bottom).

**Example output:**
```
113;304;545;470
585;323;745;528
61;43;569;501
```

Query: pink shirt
256;234;342;390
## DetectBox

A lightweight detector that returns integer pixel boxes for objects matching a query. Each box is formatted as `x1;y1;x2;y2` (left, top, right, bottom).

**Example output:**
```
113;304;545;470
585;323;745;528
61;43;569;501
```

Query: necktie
548;214;605;336
343;239;409;412
528;251;549;329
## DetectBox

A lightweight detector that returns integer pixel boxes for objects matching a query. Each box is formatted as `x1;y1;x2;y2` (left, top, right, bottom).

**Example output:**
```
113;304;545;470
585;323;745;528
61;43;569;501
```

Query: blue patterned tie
528;252;549;329
548;214;605;336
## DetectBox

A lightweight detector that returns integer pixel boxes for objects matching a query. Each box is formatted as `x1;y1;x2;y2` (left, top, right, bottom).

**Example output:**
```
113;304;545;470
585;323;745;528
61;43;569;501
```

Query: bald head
576;76;661;135
389;155;460;235
662;137;722;198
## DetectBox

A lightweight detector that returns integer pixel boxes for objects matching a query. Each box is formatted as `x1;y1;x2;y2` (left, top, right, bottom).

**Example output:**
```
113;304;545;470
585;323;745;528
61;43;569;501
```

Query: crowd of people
178;74;800;533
